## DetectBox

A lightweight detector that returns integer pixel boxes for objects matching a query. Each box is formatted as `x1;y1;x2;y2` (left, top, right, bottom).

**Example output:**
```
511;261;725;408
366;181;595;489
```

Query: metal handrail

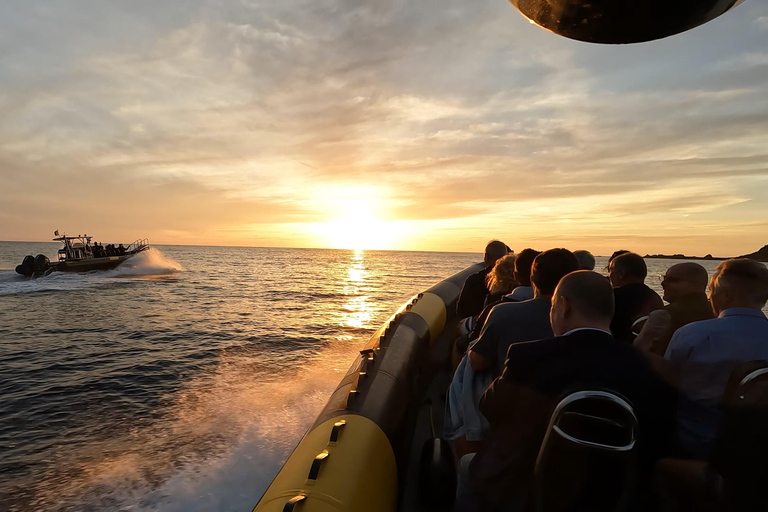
125;238;150;253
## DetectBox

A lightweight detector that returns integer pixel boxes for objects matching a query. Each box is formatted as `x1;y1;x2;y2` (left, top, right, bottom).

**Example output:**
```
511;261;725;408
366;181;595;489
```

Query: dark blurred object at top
509;0;745;44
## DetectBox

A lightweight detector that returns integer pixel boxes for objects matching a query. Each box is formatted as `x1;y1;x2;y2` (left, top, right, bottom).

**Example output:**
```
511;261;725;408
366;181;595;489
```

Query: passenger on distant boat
663;258;768;459
608;252;664;343
461;271;677;512
456;240;510;319
634;262;714;356
503;248;539;302
573;249;596;270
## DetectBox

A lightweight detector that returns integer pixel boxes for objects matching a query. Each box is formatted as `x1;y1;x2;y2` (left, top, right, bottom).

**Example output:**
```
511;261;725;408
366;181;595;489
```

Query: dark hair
609;249;631;263
514;248;540;287
484;240;509;266
531;248;580;296
557;270;615;320
612;252;647;280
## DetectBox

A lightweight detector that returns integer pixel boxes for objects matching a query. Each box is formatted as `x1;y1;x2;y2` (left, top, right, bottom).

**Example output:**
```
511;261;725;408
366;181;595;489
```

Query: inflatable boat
253;263;482;512
251;261;768;512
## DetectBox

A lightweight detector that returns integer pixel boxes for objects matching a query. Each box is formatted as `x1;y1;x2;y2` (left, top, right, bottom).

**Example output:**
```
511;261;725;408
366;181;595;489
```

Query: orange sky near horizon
2;2;768;257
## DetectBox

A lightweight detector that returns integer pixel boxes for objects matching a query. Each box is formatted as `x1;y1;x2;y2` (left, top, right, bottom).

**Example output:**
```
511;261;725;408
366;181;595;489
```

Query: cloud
1;0;767;253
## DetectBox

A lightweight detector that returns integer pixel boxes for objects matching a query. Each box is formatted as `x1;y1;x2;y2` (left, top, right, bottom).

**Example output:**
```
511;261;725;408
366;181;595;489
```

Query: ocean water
1;243;765;511
0;243;479;511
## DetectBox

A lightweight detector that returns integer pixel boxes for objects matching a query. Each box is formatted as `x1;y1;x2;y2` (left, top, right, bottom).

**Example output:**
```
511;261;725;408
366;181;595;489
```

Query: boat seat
655;360;768;512
534;390;638;512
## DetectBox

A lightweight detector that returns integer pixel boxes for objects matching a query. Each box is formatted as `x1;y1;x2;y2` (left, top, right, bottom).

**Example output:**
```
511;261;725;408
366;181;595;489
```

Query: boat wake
17;341;353;512
113;248;184;276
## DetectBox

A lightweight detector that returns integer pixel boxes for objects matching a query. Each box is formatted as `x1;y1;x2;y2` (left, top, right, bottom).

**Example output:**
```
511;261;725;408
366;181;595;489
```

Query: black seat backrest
711;360;768;510
534;390;638;512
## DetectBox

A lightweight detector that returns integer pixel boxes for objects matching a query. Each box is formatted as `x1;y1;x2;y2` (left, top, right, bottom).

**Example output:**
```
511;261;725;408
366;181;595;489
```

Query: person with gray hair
573;249;596;271
665;258;768;458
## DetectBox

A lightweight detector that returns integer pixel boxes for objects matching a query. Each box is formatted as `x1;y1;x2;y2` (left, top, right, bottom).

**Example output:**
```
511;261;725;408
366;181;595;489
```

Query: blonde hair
486;253;518;295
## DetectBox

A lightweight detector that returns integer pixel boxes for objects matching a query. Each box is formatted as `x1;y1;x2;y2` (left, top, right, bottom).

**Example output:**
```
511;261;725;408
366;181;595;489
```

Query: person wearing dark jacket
634;262;715;356
609;252;664;342
466;271;677;511
456;240;510;319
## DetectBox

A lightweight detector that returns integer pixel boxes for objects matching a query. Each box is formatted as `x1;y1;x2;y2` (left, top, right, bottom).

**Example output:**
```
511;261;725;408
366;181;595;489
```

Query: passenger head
608;252;647;287
609;249;631;264
550;271;615;336
486;254;518;295
708;258;768;316
484;240;509;268
514;248;540;287
573;250;596;271
660;262;709;303
531;248;580;298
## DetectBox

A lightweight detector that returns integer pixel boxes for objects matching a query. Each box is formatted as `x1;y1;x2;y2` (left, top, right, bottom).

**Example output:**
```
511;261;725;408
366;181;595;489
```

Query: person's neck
533;290;551;300
720;302;764;312
559;321;611;335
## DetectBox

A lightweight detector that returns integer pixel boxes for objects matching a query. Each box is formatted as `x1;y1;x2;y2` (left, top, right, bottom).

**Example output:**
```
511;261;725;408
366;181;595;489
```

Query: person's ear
561;296;572;319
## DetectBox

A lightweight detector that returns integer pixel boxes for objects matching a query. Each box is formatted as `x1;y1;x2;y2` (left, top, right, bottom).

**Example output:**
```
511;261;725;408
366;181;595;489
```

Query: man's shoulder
505;334;569;362
675;315;722;335
494;297;549;312
668;316;722;353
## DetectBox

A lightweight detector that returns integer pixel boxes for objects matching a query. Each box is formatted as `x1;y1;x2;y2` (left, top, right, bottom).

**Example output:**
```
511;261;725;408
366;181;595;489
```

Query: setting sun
311;187;402;250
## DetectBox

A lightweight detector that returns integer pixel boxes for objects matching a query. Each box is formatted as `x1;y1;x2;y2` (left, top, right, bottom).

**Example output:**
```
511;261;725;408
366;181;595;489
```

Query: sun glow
311;186;404;250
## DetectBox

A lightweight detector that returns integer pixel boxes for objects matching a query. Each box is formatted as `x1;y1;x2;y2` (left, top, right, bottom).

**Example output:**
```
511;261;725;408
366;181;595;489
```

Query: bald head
550;271;615;336
661;262;709;302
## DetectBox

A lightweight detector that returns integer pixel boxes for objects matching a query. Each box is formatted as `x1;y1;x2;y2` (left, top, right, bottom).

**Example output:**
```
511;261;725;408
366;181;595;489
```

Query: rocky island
643;244;768;262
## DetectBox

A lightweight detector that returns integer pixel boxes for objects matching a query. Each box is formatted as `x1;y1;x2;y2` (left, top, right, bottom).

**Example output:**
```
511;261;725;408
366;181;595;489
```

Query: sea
0;243;765;511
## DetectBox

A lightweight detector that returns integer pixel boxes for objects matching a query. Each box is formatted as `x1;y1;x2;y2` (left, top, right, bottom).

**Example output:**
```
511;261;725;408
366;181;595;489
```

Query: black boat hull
54;254;135;272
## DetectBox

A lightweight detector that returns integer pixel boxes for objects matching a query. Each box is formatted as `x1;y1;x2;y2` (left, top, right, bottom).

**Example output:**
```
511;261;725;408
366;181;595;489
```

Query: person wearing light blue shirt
665;258;768;458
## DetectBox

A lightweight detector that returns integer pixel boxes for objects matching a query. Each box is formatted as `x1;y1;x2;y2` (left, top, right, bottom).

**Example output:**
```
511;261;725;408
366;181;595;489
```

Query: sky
1;1;768;256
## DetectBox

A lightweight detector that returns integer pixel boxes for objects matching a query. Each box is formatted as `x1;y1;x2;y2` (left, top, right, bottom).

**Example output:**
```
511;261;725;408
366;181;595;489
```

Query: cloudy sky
2;1;768;255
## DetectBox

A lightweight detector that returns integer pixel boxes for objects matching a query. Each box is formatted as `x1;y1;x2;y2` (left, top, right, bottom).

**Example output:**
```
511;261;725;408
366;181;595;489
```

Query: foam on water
113;248;184;276
24;340;352;512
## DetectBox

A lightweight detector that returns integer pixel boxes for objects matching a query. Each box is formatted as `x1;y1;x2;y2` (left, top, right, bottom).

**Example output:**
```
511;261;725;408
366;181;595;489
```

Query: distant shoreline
643;254;728;261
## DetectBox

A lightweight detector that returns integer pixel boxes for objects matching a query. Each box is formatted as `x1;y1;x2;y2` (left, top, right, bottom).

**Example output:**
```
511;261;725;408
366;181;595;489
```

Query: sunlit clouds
2;1;768;254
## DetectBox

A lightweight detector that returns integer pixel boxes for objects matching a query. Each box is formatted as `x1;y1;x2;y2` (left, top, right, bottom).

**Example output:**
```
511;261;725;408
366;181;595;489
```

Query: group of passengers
89;242;126;257
446;241;768;511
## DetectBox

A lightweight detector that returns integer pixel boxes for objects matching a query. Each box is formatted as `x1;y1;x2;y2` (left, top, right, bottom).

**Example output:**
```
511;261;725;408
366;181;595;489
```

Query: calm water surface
0;244;764;511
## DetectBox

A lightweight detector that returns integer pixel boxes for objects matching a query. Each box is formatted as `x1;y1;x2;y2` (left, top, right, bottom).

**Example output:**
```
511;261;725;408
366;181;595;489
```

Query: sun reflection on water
341;250;371;330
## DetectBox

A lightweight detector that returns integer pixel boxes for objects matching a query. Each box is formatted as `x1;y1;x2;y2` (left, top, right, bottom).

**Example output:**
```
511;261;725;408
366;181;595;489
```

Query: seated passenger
455;254;519;359
609;252;664;343
445;250;574;451
118;243;126;255
634;262;714;356
456;240;510;319
573;249;596;270
665;258;768;459
504;248;539;302
469;248;579;376
466;271;677;511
